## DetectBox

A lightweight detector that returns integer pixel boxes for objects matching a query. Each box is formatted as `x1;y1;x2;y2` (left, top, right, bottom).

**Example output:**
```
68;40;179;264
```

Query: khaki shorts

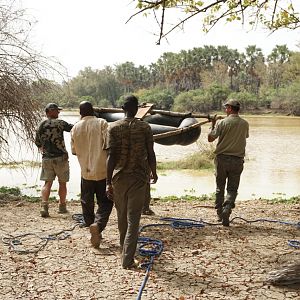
40;155;70;182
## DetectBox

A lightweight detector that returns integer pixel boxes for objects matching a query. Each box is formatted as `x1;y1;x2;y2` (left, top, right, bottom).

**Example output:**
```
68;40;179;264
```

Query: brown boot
217;208;223;222
222;207;232;227
40;203;49;218
142;208;155;216
58;203;68;214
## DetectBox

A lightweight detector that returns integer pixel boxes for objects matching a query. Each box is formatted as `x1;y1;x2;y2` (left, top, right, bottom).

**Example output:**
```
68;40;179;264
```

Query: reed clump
158;141;215;170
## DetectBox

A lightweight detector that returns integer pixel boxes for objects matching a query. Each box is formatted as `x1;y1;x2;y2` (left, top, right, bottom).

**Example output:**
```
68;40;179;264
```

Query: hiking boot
222;207;231;227
142;208;155;216
89;223;101;248
40;204;49;218
123;259;140;270
58;203;68;214
217;208;223;222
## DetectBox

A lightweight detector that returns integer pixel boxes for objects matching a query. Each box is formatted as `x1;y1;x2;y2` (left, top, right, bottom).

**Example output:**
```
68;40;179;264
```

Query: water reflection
0;113;299;200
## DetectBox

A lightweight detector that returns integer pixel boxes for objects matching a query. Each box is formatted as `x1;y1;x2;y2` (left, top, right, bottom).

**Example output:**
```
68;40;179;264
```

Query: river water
0;113;299;200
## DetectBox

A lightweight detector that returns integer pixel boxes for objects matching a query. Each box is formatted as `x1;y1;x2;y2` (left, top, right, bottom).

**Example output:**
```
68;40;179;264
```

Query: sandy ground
1;197;300;300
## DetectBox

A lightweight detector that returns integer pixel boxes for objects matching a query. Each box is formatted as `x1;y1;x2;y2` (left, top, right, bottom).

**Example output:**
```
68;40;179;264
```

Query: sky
22;0;300;79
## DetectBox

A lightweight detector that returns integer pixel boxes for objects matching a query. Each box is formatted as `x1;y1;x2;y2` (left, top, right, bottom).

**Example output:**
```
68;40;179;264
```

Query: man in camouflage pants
106;95;158;269
35;103;73;217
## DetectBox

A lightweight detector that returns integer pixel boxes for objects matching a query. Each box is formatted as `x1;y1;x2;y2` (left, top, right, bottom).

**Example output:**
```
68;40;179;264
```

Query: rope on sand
288;240;300;249
136;217;205;300
230;216;300;227
136;237;163;300
136;215;300;298
2;213;89;254
72;213;87;227
2;223;80;254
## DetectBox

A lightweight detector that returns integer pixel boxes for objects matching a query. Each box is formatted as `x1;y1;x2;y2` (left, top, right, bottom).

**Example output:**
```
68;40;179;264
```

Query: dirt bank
0;198;300;299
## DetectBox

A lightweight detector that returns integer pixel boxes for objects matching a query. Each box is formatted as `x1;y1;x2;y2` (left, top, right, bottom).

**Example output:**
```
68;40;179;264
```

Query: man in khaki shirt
71;101;113;248
208;99;249;227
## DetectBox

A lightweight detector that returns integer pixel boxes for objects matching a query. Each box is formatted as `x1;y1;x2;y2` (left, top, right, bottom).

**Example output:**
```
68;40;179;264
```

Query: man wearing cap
35;103;73;217
208;99;249;226
71;101;113;248
106;95;158;269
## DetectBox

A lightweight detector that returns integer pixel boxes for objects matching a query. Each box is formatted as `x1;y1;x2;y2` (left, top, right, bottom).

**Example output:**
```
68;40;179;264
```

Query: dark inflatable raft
94;108;209;146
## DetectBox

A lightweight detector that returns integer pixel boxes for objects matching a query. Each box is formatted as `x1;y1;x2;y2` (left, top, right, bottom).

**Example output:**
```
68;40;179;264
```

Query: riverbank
1;196;300;299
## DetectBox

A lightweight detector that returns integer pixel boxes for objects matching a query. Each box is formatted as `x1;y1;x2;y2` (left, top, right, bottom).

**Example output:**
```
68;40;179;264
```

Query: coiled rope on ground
135;215;300;299
1;223;79;254
136;217;206;300
1;214;86;254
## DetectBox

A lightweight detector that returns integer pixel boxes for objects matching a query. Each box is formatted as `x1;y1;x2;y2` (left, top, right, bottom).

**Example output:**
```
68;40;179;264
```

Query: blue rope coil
136;217;204;300
288;240;300;249
72;213;86;227
160;217;205;229
136;237;163;300
138;237;164;258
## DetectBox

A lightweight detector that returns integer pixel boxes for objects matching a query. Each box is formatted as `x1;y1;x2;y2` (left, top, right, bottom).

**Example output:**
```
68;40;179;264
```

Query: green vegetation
0;186;22;196
42;44;300;116
264;195;300;204
0;186;55;203
158;151;214;170
156;194;214;202
158;142;215;170
156;194;300;204
1;185;299;205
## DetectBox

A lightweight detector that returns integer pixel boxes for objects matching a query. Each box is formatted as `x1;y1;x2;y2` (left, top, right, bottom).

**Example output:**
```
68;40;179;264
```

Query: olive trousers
214;154;244;211
113;174;147;268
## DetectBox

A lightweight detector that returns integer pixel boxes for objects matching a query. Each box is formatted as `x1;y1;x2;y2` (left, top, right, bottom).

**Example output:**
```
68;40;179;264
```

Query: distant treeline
36;44;300;115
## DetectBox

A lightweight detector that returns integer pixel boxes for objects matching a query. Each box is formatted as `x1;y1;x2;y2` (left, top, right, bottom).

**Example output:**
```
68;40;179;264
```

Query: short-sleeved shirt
107;118;153;180
35;118;73;158
209;114;249;158
71;116;108;181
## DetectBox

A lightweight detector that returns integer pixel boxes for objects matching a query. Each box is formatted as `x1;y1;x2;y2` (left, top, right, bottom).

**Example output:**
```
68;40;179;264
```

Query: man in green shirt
35;103;73;217
208;99;249;226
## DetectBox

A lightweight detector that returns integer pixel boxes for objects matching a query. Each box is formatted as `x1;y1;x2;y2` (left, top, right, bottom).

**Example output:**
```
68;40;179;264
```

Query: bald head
79;101;94;117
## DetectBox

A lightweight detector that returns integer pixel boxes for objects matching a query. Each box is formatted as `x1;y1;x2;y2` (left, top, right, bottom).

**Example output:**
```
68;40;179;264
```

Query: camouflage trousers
214;154;244;211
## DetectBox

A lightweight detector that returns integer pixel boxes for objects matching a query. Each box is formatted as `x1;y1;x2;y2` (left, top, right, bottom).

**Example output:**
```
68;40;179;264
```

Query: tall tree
115;62;138;93
267;45;291;89
240;45;264;94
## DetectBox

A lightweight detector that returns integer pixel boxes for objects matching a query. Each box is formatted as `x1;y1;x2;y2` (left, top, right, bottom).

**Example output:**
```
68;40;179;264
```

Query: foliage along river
1;112;300;201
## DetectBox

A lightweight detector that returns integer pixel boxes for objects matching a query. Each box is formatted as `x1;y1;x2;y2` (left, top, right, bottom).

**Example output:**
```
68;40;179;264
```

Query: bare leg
58;181;67;204
41;181;53;204
41;181;53;217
